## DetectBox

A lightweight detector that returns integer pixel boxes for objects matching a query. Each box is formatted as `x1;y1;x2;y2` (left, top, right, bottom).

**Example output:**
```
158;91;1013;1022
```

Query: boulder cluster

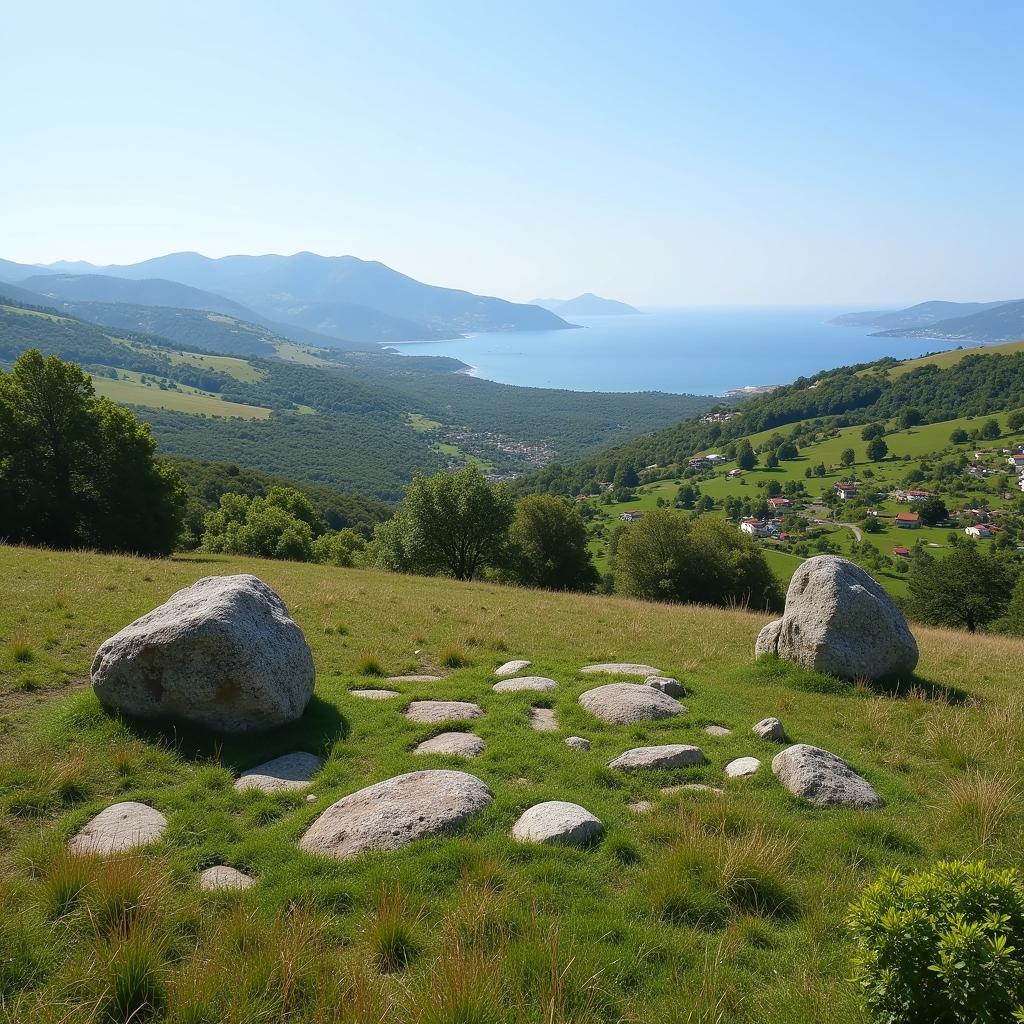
76;559;908;878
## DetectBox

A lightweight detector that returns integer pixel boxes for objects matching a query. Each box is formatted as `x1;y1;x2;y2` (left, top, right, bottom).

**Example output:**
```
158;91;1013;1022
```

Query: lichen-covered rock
771;744;883;808
565;736;591;751
388;674;443;683
199;865;254;891
405;700;483;723
69;802;167;855
755;556;918;680
493;676;557;693
299;770;492;859
511;801;603;846
580;663;662;677
349;689;400;699
645;675;685;697
531;707;559;732
495;660;531;677
579;683;685;724
753;717;786;742
704;725;732;737
725;756;761;778
91;575;314;734
413;732;485;758
234;752;323;793
608;744;706;771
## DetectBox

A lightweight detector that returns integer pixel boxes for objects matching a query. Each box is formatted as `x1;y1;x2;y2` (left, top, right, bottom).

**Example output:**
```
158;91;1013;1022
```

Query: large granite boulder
771;744;883;808
511;801;603;847
579;683;685;724
755;556;918;680
91;575;314;734
299;770;492;859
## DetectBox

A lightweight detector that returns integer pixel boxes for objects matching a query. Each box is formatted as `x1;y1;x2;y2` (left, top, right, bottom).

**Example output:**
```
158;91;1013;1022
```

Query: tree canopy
507;494;598;592
907;544;1015;632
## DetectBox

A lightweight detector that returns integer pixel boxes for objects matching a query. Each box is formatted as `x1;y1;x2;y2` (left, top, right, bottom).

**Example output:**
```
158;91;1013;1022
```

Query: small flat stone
512;801;604;846
199;865;255;891
388;674;444;683
306;793;317;803
495;660;531;677
628;800;654;814
69;802;167;855
234;752;323;793
608;744;707;771
580;663;662;677
493;676;557;693
531;707;559;732
725;756;761;778
349;689;400;699
753;717;786;742
704;725;732;737
565;736;591;751
661;783;724;796
579;683;685;724
405;700;483;724
645;676;685;697
413;732;486;758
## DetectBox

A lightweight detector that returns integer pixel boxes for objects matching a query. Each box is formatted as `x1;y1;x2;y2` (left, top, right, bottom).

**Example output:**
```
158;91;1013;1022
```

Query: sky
2;1;1022;307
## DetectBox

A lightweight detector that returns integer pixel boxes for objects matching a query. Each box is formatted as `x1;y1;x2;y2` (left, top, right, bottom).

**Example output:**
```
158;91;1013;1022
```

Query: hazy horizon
3;1;1022;307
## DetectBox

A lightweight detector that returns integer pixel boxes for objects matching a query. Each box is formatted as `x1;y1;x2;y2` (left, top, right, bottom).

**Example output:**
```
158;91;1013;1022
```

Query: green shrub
848;860;1024;1023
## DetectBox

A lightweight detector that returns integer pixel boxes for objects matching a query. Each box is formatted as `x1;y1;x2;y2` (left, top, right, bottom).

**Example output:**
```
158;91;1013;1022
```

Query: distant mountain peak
533;293;641;316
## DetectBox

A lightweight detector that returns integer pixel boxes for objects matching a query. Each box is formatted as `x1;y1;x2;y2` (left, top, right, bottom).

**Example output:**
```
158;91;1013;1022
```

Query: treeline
522;352;1024;497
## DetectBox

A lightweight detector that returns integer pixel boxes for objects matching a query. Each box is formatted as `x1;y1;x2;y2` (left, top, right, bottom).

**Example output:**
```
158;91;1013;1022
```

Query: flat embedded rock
495;660;531;677
645;675;685;697
753;717;786;742
565;736;591;751
628;800;654;814
531;707;559;732
579;683;685;724
199;865;254;891
772;744;883;808
756;556;918;681
388;674;443;683
413;732;485;758
69;802;167;855
580;663;662;677
704;725;732;737
608;744;707;771
349;689;399;700
661;783;724;796
234;752;323;793
405;700;483;724
91;574;314;734
493;676;557;693
725;756;761;778
511;801;603;846
299;769;492;859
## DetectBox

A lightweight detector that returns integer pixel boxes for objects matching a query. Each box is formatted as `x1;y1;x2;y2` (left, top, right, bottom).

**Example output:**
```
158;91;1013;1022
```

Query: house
767;497;791;510
1008;454;1024;469
706;454;727;464
618;511;643;522
834;482;859;500
895;512;920;529
965;524;992;538
727;469;744;478
739;517;762;535
892;545;911;558
905;489;932;502
689;457;712;471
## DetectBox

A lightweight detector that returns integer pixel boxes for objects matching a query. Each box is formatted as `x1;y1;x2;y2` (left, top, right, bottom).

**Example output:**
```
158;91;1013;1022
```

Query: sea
392;306;972;396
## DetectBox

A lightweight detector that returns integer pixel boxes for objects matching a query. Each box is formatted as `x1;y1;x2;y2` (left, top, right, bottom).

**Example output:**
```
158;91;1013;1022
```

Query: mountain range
0;252;576;345
831;298;1024;343
532;293;640;315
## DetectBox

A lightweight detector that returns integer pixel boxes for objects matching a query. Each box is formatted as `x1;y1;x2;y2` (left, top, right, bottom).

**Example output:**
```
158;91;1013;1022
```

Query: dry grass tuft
944;769;1020;849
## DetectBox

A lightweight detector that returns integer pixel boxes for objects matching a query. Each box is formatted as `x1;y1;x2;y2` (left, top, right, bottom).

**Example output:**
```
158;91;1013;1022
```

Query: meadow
2;544;1024;1023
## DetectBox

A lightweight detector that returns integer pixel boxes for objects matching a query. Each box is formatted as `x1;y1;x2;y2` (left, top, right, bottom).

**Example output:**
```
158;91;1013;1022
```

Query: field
880;339;1024;379
91;374;273;420
3;545;1024;1023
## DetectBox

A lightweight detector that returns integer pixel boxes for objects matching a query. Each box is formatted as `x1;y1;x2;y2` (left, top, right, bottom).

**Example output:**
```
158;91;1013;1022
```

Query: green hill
2;544;1023;1022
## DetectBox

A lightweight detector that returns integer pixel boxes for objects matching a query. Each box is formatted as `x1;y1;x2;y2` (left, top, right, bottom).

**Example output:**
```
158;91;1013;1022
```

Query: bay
392;306;973;396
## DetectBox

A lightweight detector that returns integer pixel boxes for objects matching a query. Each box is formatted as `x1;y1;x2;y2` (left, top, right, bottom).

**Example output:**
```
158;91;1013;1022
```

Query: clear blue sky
3;1;1021;306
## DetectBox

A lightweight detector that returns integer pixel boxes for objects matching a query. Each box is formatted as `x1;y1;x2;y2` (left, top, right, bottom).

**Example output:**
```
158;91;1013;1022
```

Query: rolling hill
872;298;1024;343
533;292;641;315
829;299;1013;330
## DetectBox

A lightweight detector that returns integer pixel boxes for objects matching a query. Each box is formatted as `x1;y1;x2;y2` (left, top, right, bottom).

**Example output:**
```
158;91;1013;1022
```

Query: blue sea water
393;306;971;396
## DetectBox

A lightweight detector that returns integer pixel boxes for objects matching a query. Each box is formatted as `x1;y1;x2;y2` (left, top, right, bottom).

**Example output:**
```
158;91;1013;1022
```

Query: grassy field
91;374;273;420
2;545;1024;1023
882;339;1024;379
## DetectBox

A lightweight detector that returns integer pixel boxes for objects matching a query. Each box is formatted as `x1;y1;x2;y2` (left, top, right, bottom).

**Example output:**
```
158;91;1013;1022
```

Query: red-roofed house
892;546;911;558
895;512;920;529
767;497;791;510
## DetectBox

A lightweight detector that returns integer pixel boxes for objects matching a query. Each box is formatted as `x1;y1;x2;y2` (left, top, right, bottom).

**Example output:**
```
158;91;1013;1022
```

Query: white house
965;524;992;538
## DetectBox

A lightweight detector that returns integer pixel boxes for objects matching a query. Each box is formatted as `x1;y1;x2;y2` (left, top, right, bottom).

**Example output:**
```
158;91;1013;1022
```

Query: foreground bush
848;860;1024;1023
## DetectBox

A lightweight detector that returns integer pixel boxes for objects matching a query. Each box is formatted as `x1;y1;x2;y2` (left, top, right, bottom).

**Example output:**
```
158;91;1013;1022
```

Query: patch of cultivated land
3;545;1024;1021
90;373;273;420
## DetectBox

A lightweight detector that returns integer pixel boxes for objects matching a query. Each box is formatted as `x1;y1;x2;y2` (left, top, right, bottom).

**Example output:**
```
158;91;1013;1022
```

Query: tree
916;495;949;526
899;408;924;429
614;509;782;610
980;418;1002;440
1008;410;1024;432
865;437;888;462
907;545;1014;632
860;423;886;441
996;573;1024;635
507;494;598;592
312;528;366;567
777;441;799;460
841;448;856;468
735;439;757;471
371;466;514;580
613;463;639;489
949;428;969;444
202;487;318;561
0;349;186;555
676;482;701;509
764;451;780;469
